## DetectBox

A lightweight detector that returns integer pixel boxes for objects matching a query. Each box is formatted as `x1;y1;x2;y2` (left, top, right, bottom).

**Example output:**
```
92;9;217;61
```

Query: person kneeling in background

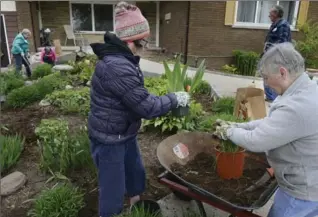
40;47;56;66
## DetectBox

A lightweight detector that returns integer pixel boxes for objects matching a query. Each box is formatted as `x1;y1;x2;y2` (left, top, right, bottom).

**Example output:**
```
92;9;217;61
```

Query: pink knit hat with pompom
114;1;150;42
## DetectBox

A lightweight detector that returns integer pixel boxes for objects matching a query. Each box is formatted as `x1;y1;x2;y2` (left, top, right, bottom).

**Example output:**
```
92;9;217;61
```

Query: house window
235;1;300;27
71;3;114;32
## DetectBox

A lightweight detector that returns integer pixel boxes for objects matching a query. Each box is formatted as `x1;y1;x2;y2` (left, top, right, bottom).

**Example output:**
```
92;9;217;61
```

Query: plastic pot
215;146;246;180
130;200;161;216
171;106;189;117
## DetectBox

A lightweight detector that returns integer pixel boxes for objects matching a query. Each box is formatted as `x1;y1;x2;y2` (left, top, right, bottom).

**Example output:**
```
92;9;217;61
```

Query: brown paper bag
53;39;62;56
234;87;266;120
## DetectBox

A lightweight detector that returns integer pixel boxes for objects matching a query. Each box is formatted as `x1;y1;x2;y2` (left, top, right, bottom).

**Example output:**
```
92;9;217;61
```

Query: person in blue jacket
89;2;190;217
11;29;32;77
262;5;291;102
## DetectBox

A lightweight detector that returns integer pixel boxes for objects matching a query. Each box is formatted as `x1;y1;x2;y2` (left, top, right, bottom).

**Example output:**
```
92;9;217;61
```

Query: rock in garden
39;99;51;107
65;85;73;90
86;81;91;87
52;64;74;72
1;171;27;196
24;81;33;86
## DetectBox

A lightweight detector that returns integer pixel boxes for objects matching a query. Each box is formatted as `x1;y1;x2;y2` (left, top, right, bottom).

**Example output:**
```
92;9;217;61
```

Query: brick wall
16;1;35;52
159;1;188;54
160;1;318;69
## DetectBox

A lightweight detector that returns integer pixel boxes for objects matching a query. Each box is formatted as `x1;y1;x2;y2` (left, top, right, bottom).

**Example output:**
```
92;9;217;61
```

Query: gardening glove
174;91;190;107
213;125;231;140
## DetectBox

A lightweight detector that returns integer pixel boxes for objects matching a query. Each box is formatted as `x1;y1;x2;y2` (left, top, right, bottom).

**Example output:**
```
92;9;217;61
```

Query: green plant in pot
163;57;206;117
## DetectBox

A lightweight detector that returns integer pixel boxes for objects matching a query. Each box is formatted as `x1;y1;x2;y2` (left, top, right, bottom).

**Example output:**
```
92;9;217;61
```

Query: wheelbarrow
156;132;278;217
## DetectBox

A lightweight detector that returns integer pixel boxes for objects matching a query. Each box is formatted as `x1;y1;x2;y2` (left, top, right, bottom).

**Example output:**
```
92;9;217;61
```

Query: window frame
233;1;300;30
69;1;116;34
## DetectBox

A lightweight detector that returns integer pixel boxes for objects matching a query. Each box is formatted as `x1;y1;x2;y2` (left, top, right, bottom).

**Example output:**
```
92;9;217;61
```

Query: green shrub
31;63;53;80
35;119;93;174
0;134;24;173
233;50;260;76
44;87;90;115
211;97;235;114
6;85;41;108
221;64;238;74
0;72;25;95
6;73;69;108
28;184;85;217
295;21;318;69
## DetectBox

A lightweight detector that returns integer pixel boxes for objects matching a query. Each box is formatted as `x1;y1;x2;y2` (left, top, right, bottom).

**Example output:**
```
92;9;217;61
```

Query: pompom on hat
114;1;150;42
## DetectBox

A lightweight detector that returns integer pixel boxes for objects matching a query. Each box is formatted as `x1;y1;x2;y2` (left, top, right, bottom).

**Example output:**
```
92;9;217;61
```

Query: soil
170;152;273;207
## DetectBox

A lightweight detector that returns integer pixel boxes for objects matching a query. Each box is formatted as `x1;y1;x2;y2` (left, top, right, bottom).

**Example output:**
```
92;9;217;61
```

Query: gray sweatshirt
228;73;318;201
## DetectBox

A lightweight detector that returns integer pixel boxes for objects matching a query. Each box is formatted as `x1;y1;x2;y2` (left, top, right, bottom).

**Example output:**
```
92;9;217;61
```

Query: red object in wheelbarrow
156;132;278;217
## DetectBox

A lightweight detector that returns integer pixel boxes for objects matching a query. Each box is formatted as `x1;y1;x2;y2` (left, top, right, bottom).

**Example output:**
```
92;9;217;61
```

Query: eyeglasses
133;39;148;48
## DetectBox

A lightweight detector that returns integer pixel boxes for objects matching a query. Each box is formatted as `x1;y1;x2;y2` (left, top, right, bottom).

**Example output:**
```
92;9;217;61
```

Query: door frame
1;14;11;65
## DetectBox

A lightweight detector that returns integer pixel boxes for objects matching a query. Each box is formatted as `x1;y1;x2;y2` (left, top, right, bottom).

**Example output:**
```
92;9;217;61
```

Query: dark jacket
89;32;177;145
264;18;291;53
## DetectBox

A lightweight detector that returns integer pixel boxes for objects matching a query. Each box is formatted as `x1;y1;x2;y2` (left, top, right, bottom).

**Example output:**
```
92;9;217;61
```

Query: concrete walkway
139;58;273;217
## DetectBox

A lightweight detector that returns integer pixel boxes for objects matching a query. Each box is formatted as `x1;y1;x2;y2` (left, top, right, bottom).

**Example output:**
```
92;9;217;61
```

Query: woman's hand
174;92;190;107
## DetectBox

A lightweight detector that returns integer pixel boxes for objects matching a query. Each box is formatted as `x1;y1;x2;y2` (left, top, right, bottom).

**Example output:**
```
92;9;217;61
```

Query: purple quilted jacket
88;32;177;145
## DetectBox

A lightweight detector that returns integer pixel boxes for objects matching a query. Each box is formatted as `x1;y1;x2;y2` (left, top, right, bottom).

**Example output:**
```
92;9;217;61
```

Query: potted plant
163;56;206;117
215;139;245;180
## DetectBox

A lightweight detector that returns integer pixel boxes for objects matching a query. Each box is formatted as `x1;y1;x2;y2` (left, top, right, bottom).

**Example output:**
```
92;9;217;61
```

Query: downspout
183;1;191;65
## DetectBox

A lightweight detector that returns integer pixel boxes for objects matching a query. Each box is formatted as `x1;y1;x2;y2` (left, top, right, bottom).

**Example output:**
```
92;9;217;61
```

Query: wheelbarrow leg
195;200;207;217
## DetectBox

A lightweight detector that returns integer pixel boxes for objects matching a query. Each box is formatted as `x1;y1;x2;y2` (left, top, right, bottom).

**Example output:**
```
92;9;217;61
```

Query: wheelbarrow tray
156;132;278;211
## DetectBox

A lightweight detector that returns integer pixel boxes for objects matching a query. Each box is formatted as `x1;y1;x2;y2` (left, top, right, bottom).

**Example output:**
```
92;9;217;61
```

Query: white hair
258;42;305;77
21;28;31;36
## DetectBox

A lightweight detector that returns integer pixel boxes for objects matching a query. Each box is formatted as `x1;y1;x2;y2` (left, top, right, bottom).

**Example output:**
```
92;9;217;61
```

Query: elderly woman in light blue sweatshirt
215;42;318;217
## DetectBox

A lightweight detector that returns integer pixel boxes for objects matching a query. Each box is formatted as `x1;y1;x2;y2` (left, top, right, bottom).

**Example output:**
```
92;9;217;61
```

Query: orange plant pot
215;147;246;180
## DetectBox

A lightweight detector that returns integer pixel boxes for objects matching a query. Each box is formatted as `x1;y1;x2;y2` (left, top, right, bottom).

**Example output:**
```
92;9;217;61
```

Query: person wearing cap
214;42;318;217
11;29;32;77
89;2;190;216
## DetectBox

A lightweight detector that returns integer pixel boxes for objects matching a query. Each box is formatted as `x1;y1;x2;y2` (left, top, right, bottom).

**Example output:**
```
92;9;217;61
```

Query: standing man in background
262;5;291;102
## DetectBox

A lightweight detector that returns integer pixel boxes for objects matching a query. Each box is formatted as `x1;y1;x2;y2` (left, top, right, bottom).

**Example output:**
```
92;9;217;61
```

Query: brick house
2;1;318;69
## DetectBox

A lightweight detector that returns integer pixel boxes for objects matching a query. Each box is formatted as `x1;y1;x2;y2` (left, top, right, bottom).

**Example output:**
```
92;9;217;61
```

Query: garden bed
170;152;271;207
0;55;240;217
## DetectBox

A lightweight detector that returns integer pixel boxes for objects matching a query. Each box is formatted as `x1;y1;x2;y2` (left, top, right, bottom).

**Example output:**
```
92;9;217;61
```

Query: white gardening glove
214;125;229;140
174;91;190;107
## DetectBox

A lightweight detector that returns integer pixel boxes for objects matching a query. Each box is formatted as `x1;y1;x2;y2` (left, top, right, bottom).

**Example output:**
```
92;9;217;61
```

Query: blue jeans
13;54;31;77
268;188;318;217
264;82;278;101
90;136;146;217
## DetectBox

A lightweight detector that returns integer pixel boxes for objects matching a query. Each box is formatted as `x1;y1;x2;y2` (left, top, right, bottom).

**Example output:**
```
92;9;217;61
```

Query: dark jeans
43;56;55;66
13;54;31;77
90;136;146;217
